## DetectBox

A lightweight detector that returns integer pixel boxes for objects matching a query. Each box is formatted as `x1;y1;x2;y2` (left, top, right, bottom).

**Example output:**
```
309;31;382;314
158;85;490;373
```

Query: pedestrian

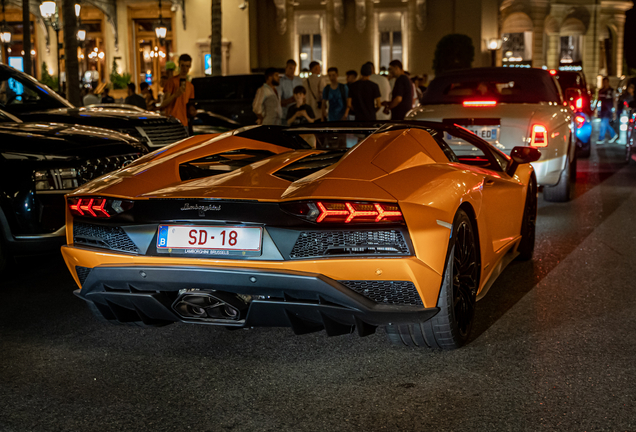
124;83;147;110
286;86;315;126
160;54;195;127
596;77;618;144
347;63;381;121
165;61;176;79
279;59;304;124
156;74;168;112
618;83;635;118
322;67;349;122
412;75;424;104
365;62;391;120
382;60;413;120
101;86;115;103
82;86;100;106
419;73;428;94
252;67;282;125
304;61;326;121
346;70;358;85
140;82;156;111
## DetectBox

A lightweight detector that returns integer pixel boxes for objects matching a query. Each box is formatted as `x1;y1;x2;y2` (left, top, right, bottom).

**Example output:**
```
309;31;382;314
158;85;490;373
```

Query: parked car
0;64;189;150
192;74;264;125
61;121;539;350
190;110;242;135
552;69;592;158
408;67;576;202
0;108;146;273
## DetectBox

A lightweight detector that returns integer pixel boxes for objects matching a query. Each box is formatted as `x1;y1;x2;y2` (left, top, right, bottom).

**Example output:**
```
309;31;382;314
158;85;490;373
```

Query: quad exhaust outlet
172;290;249;323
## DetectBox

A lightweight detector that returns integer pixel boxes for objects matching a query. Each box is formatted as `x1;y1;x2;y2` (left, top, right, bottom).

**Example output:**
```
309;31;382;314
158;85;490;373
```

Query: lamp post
39;1;81;91
39;1;61;90
488;38;502;68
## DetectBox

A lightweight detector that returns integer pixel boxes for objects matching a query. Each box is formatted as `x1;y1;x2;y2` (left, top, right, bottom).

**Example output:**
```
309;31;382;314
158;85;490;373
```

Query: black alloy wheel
386;209;480;349
517;175;537;261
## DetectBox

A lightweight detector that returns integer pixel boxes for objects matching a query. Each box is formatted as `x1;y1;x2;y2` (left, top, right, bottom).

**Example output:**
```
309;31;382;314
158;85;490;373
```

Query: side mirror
507;146;541;176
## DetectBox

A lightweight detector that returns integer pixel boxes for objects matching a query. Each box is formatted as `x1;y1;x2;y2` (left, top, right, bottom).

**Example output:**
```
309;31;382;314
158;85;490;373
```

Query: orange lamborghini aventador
61;122;540;349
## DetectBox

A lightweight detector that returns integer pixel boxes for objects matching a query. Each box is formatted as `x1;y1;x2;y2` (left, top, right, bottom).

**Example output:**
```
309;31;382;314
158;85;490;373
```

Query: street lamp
155;0;167;43
39;1;61;90
487;38;502;67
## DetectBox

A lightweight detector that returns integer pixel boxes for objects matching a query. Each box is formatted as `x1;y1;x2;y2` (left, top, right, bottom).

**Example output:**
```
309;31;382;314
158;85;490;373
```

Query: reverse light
463;100;497;108
68;197;134;218
281;201;404;224
530;125;548;147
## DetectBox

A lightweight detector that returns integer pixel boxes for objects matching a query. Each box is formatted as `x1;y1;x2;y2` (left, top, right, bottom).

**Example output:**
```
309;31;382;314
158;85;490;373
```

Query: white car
408;67;575;202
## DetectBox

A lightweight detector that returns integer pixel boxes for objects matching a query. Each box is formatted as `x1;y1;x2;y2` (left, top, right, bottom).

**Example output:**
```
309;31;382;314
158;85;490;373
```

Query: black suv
0;64;188;149
192;74;264;126
0;109;146;272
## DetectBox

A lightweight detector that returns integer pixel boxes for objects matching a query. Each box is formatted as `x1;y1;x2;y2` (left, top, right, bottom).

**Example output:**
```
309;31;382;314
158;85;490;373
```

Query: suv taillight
530;125;548;147
68;197;133;218
281;201;404;224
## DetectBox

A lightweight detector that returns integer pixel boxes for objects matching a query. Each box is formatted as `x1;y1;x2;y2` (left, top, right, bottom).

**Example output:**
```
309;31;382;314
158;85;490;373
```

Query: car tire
516;174;537;261
543;153;576;202
577;138;591;159
85;301;170;328
386;209;479;350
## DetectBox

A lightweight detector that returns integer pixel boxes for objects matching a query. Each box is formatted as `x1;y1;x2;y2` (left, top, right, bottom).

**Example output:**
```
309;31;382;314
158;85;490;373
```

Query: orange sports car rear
61;122;539;349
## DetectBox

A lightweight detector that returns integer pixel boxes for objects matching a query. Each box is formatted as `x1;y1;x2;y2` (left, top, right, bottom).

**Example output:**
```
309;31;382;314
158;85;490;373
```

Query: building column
545;33;559;69
529;0;550;68
614;14;625;77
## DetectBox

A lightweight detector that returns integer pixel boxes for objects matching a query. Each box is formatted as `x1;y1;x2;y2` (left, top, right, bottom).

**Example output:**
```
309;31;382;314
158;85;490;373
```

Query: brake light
281;201;404;224
530;125;547;147
463;100;497;107
575;97;583;110
575;116;585;127
68;197;133;218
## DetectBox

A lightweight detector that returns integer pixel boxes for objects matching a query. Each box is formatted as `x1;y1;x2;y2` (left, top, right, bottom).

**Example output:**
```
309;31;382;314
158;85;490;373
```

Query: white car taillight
530;125;548;147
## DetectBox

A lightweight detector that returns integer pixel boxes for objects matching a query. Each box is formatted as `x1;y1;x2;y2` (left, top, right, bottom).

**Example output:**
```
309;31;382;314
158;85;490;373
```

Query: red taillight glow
575;97;583;110
549;69;557;76
282;201;404;224
463;100;497;107
68;197;133;218
530;124;548;147
575;115;585;127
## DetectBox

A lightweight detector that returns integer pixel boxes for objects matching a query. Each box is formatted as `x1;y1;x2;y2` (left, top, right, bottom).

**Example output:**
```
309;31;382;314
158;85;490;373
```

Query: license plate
447;126;499;141
157;225;263;257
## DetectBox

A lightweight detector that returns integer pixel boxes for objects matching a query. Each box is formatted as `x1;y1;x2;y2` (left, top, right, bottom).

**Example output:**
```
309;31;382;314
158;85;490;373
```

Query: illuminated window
377;11;405;72
296;14;324;75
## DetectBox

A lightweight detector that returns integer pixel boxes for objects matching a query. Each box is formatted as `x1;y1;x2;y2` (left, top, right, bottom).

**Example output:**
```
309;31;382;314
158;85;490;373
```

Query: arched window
501;12;533;67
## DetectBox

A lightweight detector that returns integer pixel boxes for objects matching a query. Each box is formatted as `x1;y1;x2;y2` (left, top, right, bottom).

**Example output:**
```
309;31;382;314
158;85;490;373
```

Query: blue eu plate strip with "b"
157;225;169;248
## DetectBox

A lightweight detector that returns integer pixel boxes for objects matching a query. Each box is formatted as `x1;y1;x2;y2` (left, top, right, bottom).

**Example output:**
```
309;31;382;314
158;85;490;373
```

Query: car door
443;128;525;261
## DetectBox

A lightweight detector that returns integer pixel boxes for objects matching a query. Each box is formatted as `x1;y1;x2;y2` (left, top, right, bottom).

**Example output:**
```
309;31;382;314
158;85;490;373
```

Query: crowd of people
252;59;428;126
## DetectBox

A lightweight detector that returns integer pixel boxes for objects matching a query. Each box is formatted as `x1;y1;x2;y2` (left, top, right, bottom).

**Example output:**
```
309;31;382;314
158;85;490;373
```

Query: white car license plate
157;225;263;257
453;126;499;141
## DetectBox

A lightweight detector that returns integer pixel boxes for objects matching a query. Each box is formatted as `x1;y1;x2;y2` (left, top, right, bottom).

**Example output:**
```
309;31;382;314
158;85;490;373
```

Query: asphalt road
2;140;636;431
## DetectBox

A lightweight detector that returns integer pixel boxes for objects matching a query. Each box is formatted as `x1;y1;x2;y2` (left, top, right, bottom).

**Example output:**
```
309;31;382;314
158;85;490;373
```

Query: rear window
555;72;584;91
422;70;561;105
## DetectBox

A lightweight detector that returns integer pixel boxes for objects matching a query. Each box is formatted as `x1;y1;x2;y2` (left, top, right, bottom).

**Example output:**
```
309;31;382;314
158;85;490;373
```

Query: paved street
2;140;636;431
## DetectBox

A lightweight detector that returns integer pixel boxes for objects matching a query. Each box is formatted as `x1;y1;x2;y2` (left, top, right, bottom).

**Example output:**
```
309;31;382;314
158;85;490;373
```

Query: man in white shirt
279;59;304;124
366;62;391;120
304;61;327;121
252;68;282;125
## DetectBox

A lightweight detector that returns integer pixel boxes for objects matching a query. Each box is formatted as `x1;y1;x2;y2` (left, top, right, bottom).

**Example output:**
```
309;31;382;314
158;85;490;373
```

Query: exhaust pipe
172;290;249;323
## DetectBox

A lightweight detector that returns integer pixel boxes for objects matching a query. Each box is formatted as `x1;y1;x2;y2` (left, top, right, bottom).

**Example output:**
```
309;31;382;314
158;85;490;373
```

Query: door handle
484;179;495;187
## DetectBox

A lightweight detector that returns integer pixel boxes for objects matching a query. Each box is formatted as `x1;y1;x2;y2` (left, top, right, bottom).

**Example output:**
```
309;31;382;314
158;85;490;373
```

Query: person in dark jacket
124;83;147;110
382;60;413;120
